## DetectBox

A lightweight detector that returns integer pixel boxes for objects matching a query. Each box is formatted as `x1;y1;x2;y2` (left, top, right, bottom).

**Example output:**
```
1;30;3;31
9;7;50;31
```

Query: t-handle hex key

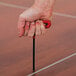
33;20;51;72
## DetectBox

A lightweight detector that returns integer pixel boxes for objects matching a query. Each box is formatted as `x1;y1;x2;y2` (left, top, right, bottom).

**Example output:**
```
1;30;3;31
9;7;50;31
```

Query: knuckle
19;14;24;19
18;14;26;22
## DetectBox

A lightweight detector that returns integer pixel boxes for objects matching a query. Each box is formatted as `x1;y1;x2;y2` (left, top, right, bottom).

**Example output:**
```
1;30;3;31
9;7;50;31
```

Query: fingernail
36;22;40;25
19;34;22;37
36;20;39;23
26;23;29;25
28;34;33;38
31;22;35;25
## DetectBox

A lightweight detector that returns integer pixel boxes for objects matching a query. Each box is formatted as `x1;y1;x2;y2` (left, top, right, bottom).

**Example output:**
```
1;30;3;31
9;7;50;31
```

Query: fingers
28;22;36;37
36;20;41;36
25;22;30;36
39;20;46;34
28;20;46;37
18;19;46;37
18;16;26;37
36;20;46;35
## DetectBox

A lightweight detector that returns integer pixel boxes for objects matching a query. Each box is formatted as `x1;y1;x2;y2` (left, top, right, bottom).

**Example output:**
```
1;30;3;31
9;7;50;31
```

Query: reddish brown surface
35;56;76;76
0;0;76;76
0;0;34;7
54;0;76;15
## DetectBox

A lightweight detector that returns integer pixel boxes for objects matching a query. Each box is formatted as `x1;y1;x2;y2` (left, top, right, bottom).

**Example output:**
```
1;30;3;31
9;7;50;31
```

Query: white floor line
0;2;76;19
27;52;76;76
0;1;28;9
0;1;76;19
53;12;76;19
0;1;76;76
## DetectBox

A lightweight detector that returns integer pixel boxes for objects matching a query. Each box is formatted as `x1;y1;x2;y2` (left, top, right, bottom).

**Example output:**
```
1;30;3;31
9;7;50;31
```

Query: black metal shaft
33;35;35;71
32;20;51;72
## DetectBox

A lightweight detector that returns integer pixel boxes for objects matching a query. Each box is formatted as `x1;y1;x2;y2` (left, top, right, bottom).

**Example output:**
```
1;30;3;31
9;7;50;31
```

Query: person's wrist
32;4;43;10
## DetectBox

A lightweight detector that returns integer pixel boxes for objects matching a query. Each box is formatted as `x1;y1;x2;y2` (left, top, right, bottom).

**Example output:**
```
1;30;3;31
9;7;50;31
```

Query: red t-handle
32;20;51;71
33;20;51;39
43;20;51;29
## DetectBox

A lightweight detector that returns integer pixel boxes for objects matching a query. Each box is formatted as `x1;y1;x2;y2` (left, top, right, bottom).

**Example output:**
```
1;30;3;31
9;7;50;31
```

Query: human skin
18;0;55;37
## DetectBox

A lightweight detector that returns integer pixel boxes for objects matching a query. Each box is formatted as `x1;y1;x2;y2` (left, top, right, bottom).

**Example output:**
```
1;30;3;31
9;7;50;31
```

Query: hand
18;0;53;37
27;20;46;37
